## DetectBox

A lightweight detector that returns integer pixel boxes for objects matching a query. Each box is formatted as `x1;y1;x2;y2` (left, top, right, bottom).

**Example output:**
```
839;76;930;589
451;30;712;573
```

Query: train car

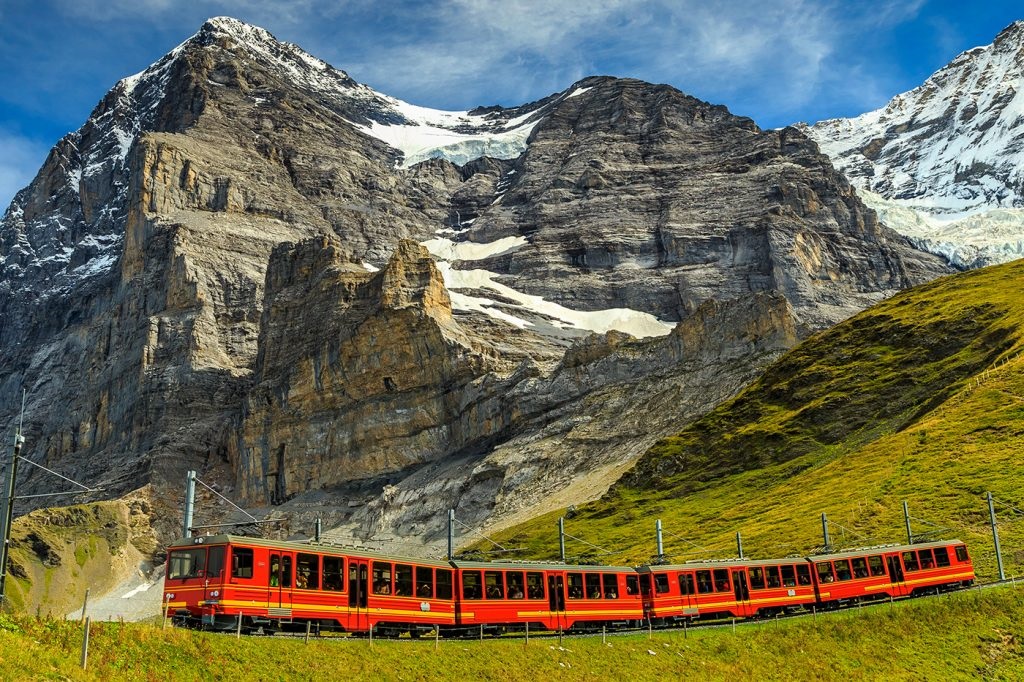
808;539;975;607
163;534;456;635
639;557;816;622
450;560;643;633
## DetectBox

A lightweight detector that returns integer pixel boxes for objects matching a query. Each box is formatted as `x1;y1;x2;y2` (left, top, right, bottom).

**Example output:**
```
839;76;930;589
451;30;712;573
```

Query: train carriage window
816;562;835;583
851;557;869;579
918;549;935;569
296;553;320;590
626;575;639;597
462;571;482;600
168;548;206;580
485;571;505;599
395;565;414;596
653;574;670;595
205;547;225;580
507;571;525;599
416;566;433;598
955;546;969;562
696;570;714;594
323;556;344;591
567;573;584;599
868;556;886;577
678;572;696;596
437;569;453;600
269;554;281;587
586;573;603;599
781;565;797;587
230;547;253;579
902;551;920;572
527;572;545;599
713;569;730;593
934;547;951;567
796;564;812;585
766;567;781;589
748;567;765;590
281;556;293;588
834;560;853;581
373;562;393;595
603;574;619;599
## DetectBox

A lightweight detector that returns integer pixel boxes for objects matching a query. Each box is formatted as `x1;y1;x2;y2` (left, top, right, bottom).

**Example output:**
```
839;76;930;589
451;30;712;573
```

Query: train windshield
168;548;207;579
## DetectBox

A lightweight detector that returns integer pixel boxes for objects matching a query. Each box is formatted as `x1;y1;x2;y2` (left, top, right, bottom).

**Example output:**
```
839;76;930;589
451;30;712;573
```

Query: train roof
166;534;454;567
450;559;636;572
639;539;967;571
806;539;964;562
639;557;810;572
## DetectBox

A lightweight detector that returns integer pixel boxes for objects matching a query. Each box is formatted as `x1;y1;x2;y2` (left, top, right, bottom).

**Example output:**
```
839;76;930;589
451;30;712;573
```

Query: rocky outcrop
236;238;506;503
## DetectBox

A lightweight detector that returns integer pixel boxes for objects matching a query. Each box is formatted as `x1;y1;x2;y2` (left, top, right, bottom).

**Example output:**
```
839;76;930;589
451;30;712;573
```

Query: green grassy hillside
478;260;1024;578
1;587;1021;680
3;493;157;616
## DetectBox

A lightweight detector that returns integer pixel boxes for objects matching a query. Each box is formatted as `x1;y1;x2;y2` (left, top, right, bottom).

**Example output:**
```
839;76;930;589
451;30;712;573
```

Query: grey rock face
459;77;948;330
0;17;950;549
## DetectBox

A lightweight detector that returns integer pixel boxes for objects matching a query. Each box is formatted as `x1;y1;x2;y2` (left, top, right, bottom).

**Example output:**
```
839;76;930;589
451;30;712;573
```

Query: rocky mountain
0;17;949;553
802;20;1024;268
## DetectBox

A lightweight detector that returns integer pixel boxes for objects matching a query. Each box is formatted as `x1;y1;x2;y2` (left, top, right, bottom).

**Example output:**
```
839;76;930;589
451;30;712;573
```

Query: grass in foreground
1;586;1022;680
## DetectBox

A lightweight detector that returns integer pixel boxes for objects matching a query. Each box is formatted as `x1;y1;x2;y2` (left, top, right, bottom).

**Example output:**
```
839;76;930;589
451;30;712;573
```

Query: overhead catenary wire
192;476;260;523
15;456;101;497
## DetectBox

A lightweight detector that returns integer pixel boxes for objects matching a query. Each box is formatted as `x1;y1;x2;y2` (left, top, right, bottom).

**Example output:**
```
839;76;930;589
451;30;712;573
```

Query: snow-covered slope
803;20;1024;267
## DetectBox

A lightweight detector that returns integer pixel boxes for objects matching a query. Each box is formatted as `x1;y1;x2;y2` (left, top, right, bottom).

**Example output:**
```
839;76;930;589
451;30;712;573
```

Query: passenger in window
418;583;432;597
375;580;391;595
296;570;309;589
270;559;280;587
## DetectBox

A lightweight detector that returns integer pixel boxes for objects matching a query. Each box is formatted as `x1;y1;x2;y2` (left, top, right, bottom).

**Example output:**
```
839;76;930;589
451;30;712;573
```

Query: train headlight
210;590;220;597
166;593;175;600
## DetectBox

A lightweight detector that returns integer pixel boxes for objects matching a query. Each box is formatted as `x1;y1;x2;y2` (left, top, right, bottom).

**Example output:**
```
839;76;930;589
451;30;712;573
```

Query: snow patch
422;235;527;261
436;262;673;338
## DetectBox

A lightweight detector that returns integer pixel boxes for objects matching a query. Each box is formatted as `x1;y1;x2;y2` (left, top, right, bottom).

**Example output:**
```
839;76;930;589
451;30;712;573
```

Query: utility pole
655;520;664;562
988;492;1005;581
183;470;196;538
0;391;26;607
447;509;455;561
903;500;913;545
821;513;832;554
736;531;744;559
558;517;566;562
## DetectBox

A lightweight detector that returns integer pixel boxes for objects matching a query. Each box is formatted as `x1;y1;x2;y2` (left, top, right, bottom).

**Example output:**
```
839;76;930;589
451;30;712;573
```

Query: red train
162;535;974;634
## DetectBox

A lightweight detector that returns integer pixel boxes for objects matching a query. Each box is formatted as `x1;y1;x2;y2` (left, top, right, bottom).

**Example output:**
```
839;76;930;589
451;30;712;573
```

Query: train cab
450;560;643;633
163;535;456;635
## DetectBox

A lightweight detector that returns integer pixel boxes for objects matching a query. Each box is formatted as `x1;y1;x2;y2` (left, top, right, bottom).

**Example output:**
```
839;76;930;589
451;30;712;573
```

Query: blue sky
0;0;1021;209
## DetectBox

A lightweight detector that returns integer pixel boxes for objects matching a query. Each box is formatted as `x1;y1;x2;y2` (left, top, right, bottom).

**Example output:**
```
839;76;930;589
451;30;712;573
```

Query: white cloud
0;132;49;212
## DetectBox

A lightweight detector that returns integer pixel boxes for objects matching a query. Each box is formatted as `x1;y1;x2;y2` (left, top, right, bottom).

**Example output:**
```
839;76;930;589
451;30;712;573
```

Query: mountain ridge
0;16;949;555
802;19;1024;268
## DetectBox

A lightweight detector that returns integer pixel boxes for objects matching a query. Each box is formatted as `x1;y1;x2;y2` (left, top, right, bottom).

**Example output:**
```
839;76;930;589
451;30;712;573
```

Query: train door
731;570;751;617
267;552;295;617
885;554;908;598
348;559;369;632
547;573;566;631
